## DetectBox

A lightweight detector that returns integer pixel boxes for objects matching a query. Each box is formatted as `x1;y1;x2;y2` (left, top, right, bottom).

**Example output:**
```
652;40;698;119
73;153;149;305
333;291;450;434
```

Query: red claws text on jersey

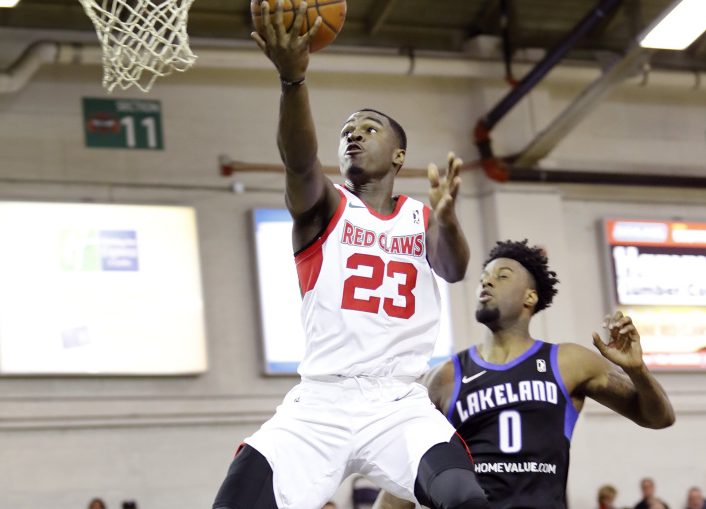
341;220;425;257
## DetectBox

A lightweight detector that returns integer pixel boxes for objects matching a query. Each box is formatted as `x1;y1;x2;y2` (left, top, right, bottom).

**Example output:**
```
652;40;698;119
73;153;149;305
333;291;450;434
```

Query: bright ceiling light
640;0;706;50
0;0;20;7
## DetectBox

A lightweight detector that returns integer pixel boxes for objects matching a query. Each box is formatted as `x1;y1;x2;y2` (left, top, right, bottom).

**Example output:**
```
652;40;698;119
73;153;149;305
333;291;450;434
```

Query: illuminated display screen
253;208;454;375
604;219;706;369
0;202;207;375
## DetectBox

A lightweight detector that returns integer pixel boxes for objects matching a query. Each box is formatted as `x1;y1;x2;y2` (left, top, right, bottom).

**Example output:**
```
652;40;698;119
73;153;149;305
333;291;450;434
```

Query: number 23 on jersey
341;253;417;319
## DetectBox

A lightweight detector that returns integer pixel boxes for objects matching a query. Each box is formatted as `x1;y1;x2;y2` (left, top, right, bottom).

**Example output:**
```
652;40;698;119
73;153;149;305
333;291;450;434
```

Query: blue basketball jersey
447;340;579;509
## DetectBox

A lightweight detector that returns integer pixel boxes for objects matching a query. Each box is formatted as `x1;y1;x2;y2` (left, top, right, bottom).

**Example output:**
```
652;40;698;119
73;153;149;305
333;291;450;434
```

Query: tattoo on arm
587;363;674;429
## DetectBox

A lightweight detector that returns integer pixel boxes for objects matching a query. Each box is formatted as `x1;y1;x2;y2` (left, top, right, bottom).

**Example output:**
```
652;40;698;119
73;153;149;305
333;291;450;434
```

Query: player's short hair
483;239;559;314
359;108;407;151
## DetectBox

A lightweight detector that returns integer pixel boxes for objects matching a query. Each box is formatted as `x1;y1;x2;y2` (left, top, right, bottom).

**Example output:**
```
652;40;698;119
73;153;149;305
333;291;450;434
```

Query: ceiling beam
584;0;626;38
512;44;650;168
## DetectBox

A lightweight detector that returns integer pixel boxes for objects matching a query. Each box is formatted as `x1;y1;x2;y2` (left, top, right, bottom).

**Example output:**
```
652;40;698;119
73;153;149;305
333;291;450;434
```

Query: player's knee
426;468;489;509
415;441;489;509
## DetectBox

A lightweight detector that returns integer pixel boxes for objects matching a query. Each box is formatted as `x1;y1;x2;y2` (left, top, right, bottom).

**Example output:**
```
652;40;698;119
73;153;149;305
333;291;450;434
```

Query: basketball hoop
78;0;197;93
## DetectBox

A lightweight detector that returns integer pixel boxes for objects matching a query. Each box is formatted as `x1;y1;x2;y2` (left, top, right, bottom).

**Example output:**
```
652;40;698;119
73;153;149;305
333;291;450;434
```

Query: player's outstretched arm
426;152;470;283
251;1;339;245
562;311;675;429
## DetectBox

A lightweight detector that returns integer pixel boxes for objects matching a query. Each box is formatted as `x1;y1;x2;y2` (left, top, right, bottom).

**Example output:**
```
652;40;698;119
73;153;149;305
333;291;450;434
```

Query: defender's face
338;111;402;180
476;258;534;324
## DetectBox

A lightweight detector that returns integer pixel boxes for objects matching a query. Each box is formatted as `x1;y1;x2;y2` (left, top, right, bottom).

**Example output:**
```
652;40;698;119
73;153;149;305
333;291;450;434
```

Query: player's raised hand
592;311;645;371
251;0;322;81
428;152;462;224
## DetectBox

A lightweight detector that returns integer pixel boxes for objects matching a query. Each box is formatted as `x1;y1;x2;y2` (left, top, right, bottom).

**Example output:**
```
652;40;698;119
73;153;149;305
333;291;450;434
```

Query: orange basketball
251;0;347;53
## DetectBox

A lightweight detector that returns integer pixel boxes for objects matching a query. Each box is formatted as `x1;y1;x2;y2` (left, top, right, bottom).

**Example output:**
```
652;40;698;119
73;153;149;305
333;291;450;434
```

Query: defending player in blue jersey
375;239;674;509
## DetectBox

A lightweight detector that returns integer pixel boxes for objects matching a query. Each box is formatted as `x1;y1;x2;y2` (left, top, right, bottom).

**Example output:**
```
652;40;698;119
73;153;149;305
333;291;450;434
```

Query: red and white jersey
294;185;441;379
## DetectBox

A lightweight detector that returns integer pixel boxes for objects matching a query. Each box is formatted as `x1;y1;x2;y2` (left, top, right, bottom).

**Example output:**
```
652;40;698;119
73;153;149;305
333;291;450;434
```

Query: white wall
1;33;705;509
561;186;706;509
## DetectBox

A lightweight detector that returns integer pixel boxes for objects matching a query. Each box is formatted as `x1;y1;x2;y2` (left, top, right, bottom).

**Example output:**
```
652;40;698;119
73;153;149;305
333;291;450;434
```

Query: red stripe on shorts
454;432;475;464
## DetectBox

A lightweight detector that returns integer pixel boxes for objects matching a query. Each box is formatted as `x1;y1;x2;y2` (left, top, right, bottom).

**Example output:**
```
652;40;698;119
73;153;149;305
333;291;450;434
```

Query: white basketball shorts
244;376;456;509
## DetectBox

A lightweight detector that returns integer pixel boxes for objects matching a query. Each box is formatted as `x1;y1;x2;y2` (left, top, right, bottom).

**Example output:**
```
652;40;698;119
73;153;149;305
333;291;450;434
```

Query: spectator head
597;484;617;505
321;503;337;509
88;498;106;509
121;501;137;509
687;487;705;509
640;478;656;499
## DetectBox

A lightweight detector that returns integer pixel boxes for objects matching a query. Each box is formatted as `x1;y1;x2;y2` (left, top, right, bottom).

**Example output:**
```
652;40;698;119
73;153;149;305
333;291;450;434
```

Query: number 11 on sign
120;116;158;149
83;98;164;150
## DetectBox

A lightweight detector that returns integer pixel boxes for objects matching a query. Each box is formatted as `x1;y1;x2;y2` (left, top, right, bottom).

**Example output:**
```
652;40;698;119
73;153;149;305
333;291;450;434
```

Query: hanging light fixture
640;0;706;50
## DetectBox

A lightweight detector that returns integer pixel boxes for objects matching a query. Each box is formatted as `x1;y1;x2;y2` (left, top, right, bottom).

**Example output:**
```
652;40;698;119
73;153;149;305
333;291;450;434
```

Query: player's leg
212;444;278;509
357;383;488;509
214;381;351;509
413;435;488;509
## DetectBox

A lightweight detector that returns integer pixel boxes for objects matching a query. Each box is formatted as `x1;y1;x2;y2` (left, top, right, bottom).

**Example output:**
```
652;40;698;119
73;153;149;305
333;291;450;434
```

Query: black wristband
280;76;306;87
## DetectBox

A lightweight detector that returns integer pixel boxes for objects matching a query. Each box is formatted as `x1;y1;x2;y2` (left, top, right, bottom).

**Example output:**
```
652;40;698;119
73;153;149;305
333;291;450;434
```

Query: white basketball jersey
294;185;442;378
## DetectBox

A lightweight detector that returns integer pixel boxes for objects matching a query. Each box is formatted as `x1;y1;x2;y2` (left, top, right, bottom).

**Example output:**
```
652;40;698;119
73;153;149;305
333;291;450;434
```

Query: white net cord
78;0;197;92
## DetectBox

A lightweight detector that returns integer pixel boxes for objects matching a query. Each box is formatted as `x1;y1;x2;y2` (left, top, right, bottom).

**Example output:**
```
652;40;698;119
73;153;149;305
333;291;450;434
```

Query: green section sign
83;98;164;150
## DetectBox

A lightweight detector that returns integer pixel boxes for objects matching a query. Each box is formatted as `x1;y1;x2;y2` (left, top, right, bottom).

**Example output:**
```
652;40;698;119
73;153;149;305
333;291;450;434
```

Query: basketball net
78;0;198;92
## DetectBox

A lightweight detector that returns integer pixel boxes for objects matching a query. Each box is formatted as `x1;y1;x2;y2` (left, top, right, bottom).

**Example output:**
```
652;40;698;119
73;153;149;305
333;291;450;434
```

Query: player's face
475;258;535;326
338;111;404;181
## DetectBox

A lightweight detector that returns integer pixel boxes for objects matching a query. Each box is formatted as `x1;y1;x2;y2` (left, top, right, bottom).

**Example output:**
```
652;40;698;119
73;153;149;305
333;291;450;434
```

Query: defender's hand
592;311;645;371
251;0;322;81
428;152;462;225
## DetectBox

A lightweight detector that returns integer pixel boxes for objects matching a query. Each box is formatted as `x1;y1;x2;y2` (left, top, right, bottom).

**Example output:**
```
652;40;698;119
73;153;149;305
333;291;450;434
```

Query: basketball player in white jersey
211;2;489;509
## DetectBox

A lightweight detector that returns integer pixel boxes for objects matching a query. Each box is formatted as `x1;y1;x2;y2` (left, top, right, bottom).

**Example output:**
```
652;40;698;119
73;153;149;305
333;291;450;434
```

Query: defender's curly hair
483;239;559;314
